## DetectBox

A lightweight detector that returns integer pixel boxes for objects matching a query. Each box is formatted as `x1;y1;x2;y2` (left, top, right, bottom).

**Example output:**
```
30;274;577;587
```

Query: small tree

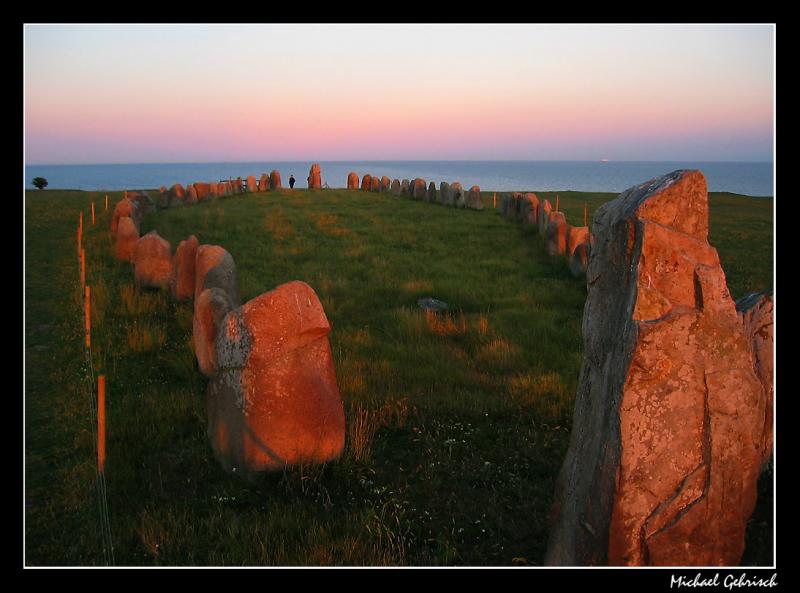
32;177;48;190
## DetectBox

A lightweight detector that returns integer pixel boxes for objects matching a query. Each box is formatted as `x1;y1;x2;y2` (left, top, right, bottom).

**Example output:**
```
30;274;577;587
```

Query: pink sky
24;24;774;163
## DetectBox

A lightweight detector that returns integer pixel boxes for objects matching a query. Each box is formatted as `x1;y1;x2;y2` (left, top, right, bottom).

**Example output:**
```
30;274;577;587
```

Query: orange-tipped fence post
91;202;95;225
84;285;91;350
105;194;108;211
556;194;559;212
493;192;497;209
98;375;106;474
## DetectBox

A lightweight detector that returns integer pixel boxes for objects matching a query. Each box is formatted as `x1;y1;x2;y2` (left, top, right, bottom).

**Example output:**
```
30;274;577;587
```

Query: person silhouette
289;174;296;189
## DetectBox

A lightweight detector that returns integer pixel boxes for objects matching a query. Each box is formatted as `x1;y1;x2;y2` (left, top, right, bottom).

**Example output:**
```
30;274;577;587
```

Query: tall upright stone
270;170;282;190
258;174;269;192
538;199;553;237
246;175;257;193
427;181;437;203
545;170;769;567
381;176;391;192
520;193;540;226
451;182;465;207
439;181;452;205
465;185;483;210
412;178;427;200
347;172;359;190
308;163;322;189
391;179;401;195
171;235;199;301
371;175;381;192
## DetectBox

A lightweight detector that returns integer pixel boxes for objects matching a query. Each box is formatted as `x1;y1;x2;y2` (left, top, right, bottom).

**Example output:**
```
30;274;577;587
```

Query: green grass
25;186;774;566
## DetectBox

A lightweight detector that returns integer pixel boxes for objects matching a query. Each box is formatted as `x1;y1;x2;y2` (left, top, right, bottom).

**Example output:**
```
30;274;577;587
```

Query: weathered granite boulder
187;184;198;204
439;181;452;205
194;245;241;307
427;181;437;203
193;183;210;201
465;185;483;210
520;193;540;226
361;174;372;191
401;179;410;195
566;226;592;259
347;172;359;190
391;179;401;195
736;289;774;468
170;235;199;301
451;182;465;207
503;192;521;219
270;170;282;190
258;174;269;192
546;212;568;256
235;177;243;194
111;198;141;235
381;176;391;192
538;199;553;237
133;231;172;289
170;183;186;203
412;178;427;200
371;175;381;192
114;216;139;262
246;175;257;193
545;170;768;567
207;281;346;475
569;241;591;278
128;191;155;214
194;287;236;377
308;163;322;189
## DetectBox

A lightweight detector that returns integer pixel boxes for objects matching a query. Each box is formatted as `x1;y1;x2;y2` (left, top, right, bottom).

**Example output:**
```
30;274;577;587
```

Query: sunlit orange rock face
569;242;590;278
545;170;768;567
427;181;437;203
308;163;322;189
381;176;391;192
736;290;774;467
207;281;345;475
170;183;185;202
194;245;241;306
111;198;140;235
412;178;427;200
361;174;372;191
520;193;539;226
347;172;359;190
566;226;592;259
246;175;257;193
370;175;381;192
187;184;198;204
115;216;139;261
258;174;269;192
538;199;553;237
391;179;401;195
546;212;567;256
465;185;483;210
133;231;173;289
270;170;282;190
194;183;211;201
171;235;199;301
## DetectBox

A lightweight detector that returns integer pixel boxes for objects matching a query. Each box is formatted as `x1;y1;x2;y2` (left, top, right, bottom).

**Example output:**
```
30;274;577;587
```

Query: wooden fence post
84;285;91;350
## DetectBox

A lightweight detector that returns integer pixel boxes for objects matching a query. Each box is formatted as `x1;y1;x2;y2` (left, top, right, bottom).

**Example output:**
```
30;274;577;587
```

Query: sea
24;160;774;197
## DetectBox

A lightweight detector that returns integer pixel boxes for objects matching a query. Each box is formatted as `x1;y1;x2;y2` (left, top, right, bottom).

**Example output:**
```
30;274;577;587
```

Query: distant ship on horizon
600;158;610;163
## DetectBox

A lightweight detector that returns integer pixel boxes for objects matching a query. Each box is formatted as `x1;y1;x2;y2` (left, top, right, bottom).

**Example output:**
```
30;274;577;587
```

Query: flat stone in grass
207;281;345;475
417;297;449;313
133;231;173;289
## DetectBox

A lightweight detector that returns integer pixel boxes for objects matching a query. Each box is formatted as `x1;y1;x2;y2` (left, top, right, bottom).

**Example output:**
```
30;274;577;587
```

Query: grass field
24;186;774;566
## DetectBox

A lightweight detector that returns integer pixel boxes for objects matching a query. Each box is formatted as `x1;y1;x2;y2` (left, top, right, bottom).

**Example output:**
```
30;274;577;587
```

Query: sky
24;24;775;164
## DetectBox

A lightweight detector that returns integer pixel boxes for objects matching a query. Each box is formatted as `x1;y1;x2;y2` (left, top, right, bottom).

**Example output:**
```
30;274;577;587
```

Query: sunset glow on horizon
24;24;774;165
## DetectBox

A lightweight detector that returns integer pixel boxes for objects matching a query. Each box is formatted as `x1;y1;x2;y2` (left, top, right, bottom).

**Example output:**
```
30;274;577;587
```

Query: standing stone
538;199;553;237
246;175;257;193
235;177;243;194
545;170;768;567
569;242;591;278
115;216;139;262
400;179;410;196
171;235;199;301
258;174;269;192
170;183;186;202
427;181;437;203
308;163;322;189
194;287;236;377
195;182;211;201
412;178;427;200
736;289;774;467
347;172;359;190
194;245;241;306
465;185;483;210
503;192;521;219
439;181;451;205
111;198;141;235
207;281;346;475
381;176;391;192
128;191;155;214
566;225;592;259
520;193;540;226
187;184;199;204
361;174;372;191
451;182;465;207
133;231;173;289
371;175;381;192
546;211;568;257
391;179;401;195
270;170;282;190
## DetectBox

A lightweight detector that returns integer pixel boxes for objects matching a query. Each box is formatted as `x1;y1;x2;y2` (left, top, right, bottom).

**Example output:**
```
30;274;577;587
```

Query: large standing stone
546;212;567;256
427;181;437;203
194;245;241;306
194;287;236;377
566;225;592;259
193;183;210;201
538;199;553;237
569;242;591;278
520;193;540;226
187;184;198;204
128;191;155;214
308;163;322;189
170;183;186;203
133;231;173;289
270;170;282;190
246;175;257;193
111;198;141;235
451;182;465;207
114;216;139;262
545;170;768;567
171;235;199;301
207;281;346;475
391;179;401;195
439;181;452;205
465;185;483;210
235;177;243;194
400;179;410;196
361;174;372;191
381;176;391;192
503;192;521;219
258;174;269;192
347;172;359;190
412;178;427;200
371;175;381;192
736;289;774;467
